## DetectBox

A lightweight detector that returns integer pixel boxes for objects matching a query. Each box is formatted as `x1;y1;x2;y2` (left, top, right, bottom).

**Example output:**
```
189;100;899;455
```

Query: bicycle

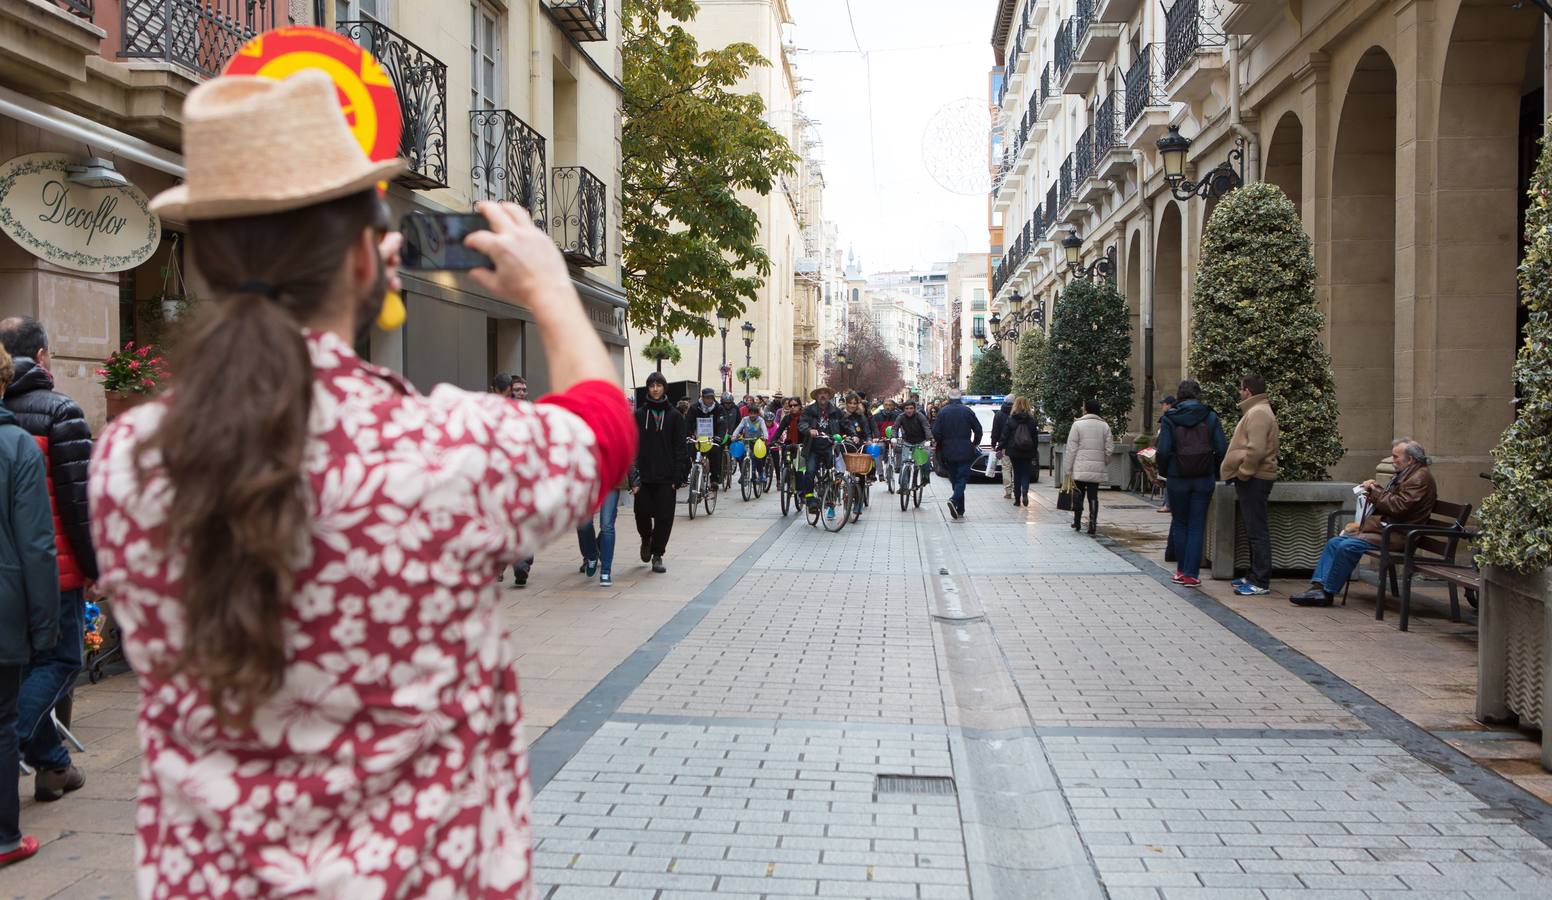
896;439;929;511
877;436;896;494
805;435;851;533
735;440;767;501
775;443;800;516
842;439;871;524
684;437;717;519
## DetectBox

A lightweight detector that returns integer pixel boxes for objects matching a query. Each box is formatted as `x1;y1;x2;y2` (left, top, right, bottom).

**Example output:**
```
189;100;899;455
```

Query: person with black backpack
1154;380;1228;587
999;395;1041;506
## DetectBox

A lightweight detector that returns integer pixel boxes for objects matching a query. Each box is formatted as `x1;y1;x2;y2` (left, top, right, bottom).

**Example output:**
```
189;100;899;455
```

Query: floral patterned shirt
88;330;633;899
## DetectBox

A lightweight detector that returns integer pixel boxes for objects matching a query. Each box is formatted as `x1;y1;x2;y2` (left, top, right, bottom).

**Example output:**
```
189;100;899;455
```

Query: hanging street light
1155;125;1244;202
1063;231;1117;283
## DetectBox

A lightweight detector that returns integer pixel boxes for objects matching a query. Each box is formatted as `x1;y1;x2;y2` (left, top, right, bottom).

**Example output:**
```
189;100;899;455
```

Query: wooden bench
1398;526;1481;632
1325;499;1474;630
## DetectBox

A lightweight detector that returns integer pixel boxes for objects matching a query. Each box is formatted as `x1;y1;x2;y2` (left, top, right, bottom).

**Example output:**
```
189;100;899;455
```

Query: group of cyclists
676;384;936;527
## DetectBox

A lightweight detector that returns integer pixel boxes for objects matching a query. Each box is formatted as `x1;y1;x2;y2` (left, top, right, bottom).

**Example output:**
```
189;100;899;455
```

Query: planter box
1203;481;1355;580
1038;432;1052;470
1477;565;1551;770
1052;443;1133;489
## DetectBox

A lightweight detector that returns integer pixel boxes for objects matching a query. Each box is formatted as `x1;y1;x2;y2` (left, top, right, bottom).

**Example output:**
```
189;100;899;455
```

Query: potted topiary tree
967;345;1012;394
1011;328;1052;472
1043;276;1133;486
1476;122;1552;769
1189;181;1350;578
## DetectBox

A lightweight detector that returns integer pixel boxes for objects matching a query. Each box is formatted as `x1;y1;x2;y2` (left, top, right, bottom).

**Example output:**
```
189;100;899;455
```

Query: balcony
1056;16;1100;95
1092;91;1132;181
338;20;449;189
121;0;278;79
1095;0;1142;21
1036;64;1062;121
1164;0;1228;104
1223;0;1282;36
1076;125;1110;204
991;154;1015;212
552;166;606;267
470;110;547;228
1122;43;1169;148
53;0;92;15
547;0;607;42
1027;0;1052;28
1074;0;1122;63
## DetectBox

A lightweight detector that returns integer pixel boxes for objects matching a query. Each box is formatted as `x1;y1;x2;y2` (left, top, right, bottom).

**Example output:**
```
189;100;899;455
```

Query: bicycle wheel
821;473;848;532
805;477;821;527
884;457;895;493
900;464;912;511
686;465;701;520
849;479;865;523
913;476;924;508
740;459;752;501
779;469;791;516
703;478;717;515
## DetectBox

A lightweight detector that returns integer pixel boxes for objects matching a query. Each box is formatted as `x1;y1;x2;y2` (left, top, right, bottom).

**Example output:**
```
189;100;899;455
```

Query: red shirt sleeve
537;379;637;509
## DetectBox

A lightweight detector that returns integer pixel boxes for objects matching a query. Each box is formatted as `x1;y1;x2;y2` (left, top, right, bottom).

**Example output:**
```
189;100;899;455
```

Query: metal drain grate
874;774;957;797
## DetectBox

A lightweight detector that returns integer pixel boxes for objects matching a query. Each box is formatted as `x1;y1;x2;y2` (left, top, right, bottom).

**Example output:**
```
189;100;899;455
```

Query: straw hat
809;386;833;400
150;71;406;221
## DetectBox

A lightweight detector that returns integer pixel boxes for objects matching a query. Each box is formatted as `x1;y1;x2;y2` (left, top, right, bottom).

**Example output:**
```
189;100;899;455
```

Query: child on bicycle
733;402;769;485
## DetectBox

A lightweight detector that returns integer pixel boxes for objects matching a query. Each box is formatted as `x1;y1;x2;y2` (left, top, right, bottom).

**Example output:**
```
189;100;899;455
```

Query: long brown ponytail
139;189;385;726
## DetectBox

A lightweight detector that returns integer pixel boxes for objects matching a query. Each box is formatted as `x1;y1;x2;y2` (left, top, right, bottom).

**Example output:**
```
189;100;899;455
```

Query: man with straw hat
87;70;635;897
797;385;843;514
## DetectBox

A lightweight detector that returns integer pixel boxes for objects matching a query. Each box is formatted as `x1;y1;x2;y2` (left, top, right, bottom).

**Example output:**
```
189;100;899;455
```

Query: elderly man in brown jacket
1291;440;1438;607
1221;374;1279;596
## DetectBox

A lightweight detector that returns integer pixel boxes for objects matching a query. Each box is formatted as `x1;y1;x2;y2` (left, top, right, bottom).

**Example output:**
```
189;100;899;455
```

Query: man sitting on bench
1291;440;1437;608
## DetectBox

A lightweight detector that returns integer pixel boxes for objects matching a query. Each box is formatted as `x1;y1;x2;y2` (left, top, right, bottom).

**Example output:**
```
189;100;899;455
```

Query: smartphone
398;211;493;271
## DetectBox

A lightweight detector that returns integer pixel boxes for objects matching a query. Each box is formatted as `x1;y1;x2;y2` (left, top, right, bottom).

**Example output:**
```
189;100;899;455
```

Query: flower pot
1477;565;1551;770
104;390;150;421
1052;443;1132;489
1203;480;1356;580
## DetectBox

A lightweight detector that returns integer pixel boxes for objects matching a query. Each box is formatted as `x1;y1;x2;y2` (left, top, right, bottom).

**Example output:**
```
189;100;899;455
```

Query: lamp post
835;348;848;391
1156;124;1243;202
1063;231;1117;282
741;320;756;397
717;313;731;394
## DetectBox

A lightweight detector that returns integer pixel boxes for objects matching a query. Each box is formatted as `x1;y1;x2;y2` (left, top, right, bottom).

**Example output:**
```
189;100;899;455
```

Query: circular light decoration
224;26;403;164
921;98;993;196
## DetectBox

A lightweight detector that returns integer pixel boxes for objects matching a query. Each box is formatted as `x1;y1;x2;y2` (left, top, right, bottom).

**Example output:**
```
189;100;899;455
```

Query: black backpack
1172;416;1215;477
1010;420;1036;456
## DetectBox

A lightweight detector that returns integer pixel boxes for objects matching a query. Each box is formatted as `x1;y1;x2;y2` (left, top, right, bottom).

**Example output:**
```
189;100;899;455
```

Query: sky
786;0;999;276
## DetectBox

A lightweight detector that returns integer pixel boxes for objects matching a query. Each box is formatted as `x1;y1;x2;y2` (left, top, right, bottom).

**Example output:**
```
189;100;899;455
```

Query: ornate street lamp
1063;230;1117;282
740;320;756;396
717;313;732;393
835;348;847;391
1156;125;1244;201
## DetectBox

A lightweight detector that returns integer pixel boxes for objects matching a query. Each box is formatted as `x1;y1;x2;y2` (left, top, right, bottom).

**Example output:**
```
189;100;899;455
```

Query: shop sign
0;153;161;274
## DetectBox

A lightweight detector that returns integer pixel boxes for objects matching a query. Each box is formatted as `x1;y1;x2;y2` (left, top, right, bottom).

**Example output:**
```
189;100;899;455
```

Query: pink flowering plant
98;342;169;395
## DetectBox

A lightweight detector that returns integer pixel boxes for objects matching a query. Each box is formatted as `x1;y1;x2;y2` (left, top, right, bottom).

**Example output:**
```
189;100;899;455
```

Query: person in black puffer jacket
631;373;687;573
0;317;94;803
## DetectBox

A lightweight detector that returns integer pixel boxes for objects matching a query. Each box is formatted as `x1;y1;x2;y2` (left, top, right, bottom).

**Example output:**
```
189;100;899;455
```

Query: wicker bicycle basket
843;452;874;475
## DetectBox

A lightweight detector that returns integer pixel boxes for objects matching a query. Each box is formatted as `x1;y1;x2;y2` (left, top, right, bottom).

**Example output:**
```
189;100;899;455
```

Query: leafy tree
1042;277;1132;441
1010;328;1047;416
1480;122;1552;572
622;0;800;342
822;312;904;399
1190;182;1342;481
967;346;1012;395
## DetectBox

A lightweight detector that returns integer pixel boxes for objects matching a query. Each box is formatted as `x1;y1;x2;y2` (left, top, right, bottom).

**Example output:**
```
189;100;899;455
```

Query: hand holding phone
399;211;494;271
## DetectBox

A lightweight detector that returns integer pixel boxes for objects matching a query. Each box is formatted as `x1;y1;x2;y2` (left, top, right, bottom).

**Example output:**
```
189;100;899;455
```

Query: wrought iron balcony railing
1165;0;1227;82
121;0;276;79
1093;92;1118;160
1031;204;1044;242
1075;0;1094;45
1046;183;1058;228
338;20;449;189
1125;44;1166;129
552;166;606;267
548;0;607;42
471;110;547;229
1055;18;1074;79
1075;126;1094;182
1059;153;1073;208
53;0;92;16
1038;63;1051;109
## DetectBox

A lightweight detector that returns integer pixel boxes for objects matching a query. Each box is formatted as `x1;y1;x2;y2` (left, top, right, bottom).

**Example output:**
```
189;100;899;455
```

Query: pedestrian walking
992;400;1013;499
1155;394;1175;514
1221;374;1279;596
931;388;982;520
1155;380;1229;587
86;71;635;897
1064;400;1114;535
577;480;624;586
0;343;59;870
0;316;95;804
633;372;687;574
999;396;1040;507
491;374;535;586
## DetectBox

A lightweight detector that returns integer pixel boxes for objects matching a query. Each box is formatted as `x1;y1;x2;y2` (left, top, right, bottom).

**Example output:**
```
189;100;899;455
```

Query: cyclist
686;387;726;489
895;399;932;487
839;393;874;513
798;386;845;514
732;401;769;486
875;398;902;437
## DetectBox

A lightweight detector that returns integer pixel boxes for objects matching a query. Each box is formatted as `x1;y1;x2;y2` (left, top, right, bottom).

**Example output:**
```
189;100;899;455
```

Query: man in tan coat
1220;374;1279;596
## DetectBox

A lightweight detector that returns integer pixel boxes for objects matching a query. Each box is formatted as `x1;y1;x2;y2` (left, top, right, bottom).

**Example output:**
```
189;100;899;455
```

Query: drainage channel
915;511;1107;900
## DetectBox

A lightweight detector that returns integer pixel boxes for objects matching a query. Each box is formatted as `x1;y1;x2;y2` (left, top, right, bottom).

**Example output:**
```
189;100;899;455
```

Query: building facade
0;1;625;428
945;251;991;390
988;0;1547;504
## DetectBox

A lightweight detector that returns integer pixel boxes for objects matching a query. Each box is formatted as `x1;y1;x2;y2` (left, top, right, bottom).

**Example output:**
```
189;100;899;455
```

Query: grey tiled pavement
530;483;1552;898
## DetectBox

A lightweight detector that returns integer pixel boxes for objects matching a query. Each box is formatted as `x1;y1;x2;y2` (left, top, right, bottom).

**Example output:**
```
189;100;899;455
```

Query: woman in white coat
1064;399;1114;535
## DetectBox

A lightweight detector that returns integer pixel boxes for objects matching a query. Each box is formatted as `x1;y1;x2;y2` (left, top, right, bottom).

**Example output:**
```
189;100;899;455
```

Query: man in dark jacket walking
931;389;982;520
0;342;59;868
0;317;95;801
1154;379;1228;587
632;373;687;574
